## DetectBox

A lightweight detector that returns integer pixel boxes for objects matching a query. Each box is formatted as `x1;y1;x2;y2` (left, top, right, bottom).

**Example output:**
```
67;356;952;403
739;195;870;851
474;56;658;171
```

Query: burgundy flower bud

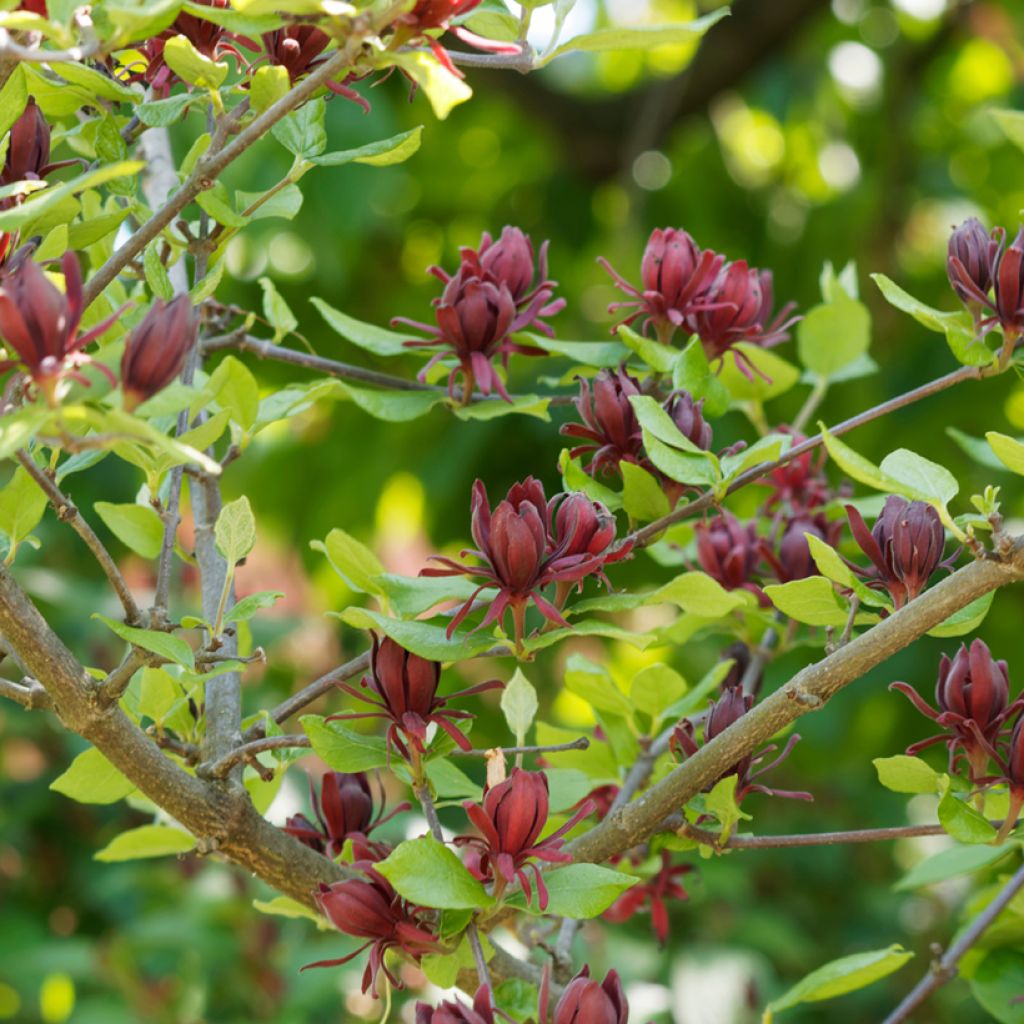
994;225;1024;334
763;517;826;583
936;639;1009;729
847;496;946;609
692;261;764;360
1008;716;1024;789
551;492;616;558
765;428;831;512
478;226;537;303
416;987;494;1024
408;0;481;29
553;967;629;1024
1;98;50;186
120;295;197;411
947;217;1000;311
663;390;712;450
560;367;645;477
719;642;754;692
695;512;761;592
488;497;548;592
263;26;329;81
705;687;751;743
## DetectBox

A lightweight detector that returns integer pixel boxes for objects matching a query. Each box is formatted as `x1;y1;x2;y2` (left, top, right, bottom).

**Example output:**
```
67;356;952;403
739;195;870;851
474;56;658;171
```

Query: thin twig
446;48;535;72
17;450;141;624
453;738;589;757
0;10;98;63
882;859;1024;1024
0;675;50;710
630;363;992;546
201;733;311;778
101;648;150;704
146;728;201;765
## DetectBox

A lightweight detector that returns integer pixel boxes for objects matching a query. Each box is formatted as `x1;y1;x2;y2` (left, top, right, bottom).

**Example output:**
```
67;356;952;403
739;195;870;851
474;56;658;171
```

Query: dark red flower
891;640;1019;784
560;367;647;478
761;514;841;584
1;98;60;187
947;217;1001;316
553;966;629;1024
421;477;630;650
602;850;692;945
672;690;811;804
329;635;500;761
261;27;370;110
993;225;1024;337
455;768;593;910
550;491;617;559
695;512;763;598
283;771;405;860
763;428;831;513
0;251;123;402
120;295;197;411
395;0;521;79
396;260;545;403
416;986;495;1024
599;227;724;342
663;389;712;450
846;496;947;609
305;865;444;994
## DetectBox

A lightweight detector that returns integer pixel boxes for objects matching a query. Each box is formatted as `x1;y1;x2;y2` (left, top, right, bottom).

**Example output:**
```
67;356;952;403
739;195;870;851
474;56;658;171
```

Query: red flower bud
947;217;1000;313
553;967;629;1024
764;427;831;512
560;367;646;478
2;98;51;187
478;226;539;303
416;987;494;1024
994;225;1024;334
120;295;197;411
551;492;616;559
762;516;837;584
409;0;481;28
695;512;761;594
662;389;712;450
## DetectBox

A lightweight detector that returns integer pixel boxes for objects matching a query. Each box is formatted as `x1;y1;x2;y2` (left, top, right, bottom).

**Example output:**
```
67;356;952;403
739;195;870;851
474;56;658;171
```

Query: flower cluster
602;849;693;945
329;634;501;762
600;226;798;366
671;689;812;805
395;227;563;402
283;770;405;861
305;865;444;995
421;477;629;650
455;768;593;909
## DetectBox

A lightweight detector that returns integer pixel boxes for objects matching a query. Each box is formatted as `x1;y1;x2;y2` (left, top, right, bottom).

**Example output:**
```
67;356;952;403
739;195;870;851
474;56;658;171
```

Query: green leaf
558;448;623;511
673;336;730;417
208;355;260;430
53;60;140;103
0;464;47;546
0;64;27;140
619;461;670;521
764;576;863;628
895;843;1016;891
196;183;248;228
223;590;284;625
872;755;940;795
630;663;687;720
507;863;638;917
987;432;1024;475
162;33;228;89
719;432;791;483
138;668;192;734
425;758;481;801
928;592;994;638
501;668;538;746
948;427;1006;470
617;324;675;372
301;715;389;773
311;296;409;356
877;449;958;506
95;824;196;862
181;0;284;34
630;394;712;454
537;9;728;65
311;527;386;596
271;97;326;159
215;496;256;566
373;51;472;120
252;896;327;928
820;426;919;498
797;298;871;378
644;433;721;487
136;93;193;127
313;126;424;168
94;501;164;559
235;182;303;222
375;836;494;910
257;276;297;342
704;774;752;842
525;332;628;368
564;654;632;717
93;614;195;669
453;394;551;422
249;64;290;113
938;780;998;844
374;572;481;619
764;945;914;1018
50;747;135;805
652;571;754;616
336;607;498;662
969;949;1024;1024
335;381;443;423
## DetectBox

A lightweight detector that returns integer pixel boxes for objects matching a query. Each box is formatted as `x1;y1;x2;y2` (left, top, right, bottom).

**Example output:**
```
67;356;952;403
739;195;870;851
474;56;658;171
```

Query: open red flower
551;966;630;1024
283;770;406;861
328;634;501;761
0;251;124;403
695;512;764;600
305;865;444;995
455;768;594;909
416;986;495;1024
421;477;630;650
602;850;692;945
560;367;647;478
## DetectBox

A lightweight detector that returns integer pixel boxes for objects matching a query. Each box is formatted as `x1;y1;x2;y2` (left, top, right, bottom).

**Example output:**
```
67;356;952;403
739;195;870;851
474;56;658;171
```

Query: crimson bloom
329;635;501;761
120;295;197;411
455;768;593;909
672;689;811;804
421;477;630;649
416;986;495;1024
761;514;841;584
891;640;1020;784
305;865;444;994
260;27;370;110
846;496;948;609
993;225;1024;338
560;367;647;478
663;389;713;451
551;967;630;1024
283;771;405;861
602;850;692;945
600;227;724;342
695;512;763;600
0;251;123;403
0;98;72;188
947;217;1001;317
763;428;831;512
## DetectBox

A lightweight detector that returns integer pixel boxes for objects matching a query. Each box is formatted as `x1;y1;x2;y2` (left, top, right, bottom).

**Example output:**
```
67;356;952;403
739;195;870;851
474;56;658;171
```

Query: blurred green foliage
7;0;1024;1021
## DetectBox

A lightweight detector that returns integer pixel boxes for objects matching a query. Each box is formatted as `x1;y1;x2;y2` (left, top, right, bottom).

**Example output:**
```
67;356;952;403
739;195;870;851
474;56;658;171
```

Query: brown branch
630;363;991;546
453;738;589;757
566;544;1024;866
882;860;1024;1024
202;734;311;778
101;648;150;704
17;450;141;624
0;675;50;709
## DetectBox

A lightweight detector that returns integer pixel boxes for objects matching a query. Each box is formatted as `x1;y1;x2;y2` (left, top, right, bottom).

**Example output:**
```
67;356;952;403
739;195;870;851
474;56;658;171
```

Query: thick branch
567;547;1024;865
17;450;141;623
882;860;1024;1024
0;675;50;709
203;733;311;778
